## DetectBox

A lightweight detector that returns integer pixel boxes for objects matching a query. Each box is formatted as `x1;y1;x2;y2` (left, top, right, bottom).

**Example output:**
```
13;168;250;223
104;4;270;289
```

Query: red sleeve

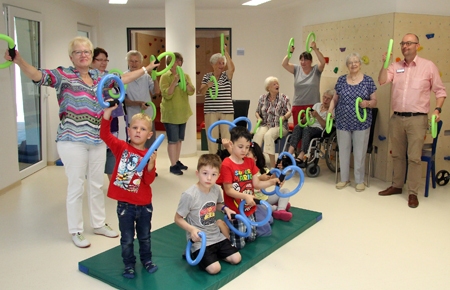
218;158;233;184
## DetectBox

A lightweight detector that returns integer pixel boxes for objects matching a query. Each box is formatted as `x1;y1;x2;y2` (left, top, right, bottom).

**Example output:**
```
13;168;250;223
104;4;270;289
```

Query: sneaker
170;164;183;175
176;160;188;170
272;210;293;222
336;181;350;190
122;266;135;279
94;224;119;238
355;183;365;192
72;232;90;248
144;261;158;274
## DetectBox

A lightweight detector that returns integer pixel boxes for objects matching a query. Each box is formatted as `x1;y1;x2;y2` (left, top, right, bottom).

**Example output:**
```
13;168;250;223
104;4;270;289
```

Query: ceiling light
109;0;128;4
242;0;271;6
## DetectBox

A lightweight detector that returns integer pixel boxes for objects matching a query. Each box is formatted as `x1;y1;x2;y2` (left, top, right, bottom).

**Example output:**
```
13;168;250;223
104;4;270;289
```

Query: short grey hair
264;76;279;92
126;50;143;62
345;52;362;65
210;53;226;66
324;89;335;97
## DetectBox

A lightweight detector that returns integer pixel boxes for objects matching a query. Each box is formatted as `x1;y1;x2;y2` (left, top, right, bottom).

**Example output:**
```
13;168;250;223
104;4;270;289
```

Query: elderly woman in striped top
253;76;292;168
199;46;235;154
4;36;159;248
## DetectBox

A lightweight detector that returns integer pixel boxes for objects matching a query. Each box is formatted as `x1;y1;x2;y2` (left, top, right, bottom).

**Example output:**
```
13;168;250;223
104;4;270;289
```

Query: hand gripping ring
154;51;176;78
306;32;316;53
0;34;16;69
207;120;235;144
186;232;207;266
233;116;252;132
96;74;125;109
355;97;367;122
107;69;128;98
208;75;218;99
176;66;186;91
135;134;165;172
276;151;296;179
261;165;305;198
298;109;314;127
325;112;333;134
239;199;272;227
142;101;157;121
224;213;252;237
287;37;295;59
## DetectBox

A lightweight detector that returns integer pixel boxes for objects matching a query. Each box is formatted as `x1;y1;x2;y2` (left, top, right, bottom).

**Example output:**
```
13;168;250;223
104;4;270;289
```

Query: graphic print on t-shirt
232;168;255;212
114;150;143;193
200;201;216;226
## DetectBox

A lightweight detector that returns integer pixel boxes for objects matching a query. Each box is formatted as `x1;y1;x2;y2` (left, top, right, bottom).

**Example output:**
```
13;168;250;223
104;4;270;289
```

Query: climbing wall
303;13;450;182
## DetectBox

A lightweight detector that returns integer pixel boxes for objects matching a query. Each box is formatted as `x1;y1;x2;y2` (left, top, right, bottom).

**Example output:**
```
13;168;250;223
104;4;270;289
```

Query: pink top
383;55;446;113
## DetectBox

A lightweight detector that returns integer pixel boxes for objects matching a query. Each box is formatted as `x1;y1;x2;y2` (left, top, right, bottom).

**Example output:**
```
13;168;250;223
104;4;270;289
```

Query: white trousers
336;128;370;184
57;141;107;234
253;126;288;155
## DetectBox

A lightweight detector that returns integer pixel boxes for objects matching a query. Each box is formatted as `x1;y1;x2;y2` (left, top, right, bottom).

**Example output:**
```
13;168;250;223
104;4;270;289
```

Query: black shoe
170;164;183;175
296;159;306;168
176;160;188;170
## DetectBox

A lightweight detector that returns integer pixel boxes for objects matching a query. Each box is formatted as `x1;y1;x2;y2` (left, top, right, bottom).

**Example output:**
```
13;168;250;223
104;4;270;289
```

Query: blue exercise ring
261;168;282;196
207;120;236;143
96;74;125;109
186;232;207;266
224;214;252;237
277;151;296;179
135;134;165;172
275;165;305;198
232;116;252;132
239;199;272;227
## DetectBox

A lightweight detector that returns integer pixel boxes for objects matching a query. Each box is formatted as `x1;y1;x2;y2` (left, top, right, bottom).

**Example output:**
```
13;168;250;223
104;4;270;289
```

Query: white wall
1;0;449;191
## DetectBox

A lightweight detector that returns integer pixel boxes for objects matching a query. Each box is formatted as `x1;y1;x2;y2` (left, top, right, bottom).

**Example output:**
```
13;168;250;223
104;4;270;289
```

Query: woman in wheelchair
287;89;334;167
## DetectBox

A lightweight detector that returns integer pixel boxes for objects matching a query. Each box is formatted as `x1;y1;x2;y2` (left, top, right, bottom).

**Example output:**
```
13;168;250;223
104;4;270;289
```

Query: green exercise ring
383;39;393;69
431;115;437;139
107;69;128;99
325;112;333;134
287;38;294;59
305;107;316;125
279;117;283;139
355;97;367;122
0;34;15;69
155;51;176;76
253;119;262;134
305;32;316;53
298;110;307;128
208;75;219;100
176;66;186;91
142;101;157;121
220;33;225;56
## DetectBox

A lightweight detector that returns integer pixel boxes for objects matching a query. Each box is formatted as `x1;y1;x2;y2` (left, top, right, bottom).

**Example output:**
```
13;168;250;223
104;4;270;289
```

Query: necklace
349;73;360;83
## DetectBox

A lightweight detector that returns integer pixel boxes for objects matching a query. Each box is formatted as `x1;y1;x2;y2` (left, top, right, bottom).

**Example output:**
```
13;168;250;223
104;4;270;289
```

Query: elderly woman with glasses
328;52;377;192
4;36;159;248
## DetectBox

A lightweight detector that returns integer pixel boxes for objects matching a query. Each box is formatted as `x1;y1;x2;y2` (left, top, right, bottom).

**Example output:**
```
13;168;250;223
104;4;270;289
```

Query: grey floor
1;137;450;290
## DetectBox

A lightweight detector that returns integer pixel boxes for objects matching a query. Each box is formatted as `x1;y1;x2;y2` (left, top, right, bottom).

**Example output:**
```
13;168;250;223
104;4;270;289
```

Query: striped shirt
202;71;234;114
36;66;108;145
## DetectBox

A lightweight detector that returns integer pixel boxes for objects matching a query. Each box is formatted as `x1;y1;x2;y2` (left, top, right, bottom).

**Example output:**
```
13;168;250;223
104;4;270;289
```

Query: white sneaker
72;232;90;248
94;224;119;238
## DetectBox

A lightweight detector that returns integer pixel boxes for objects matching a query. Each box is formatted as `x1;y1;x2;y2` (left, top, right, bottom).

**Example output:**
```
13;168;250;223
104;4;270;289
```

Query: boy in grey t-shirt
175;154;241;274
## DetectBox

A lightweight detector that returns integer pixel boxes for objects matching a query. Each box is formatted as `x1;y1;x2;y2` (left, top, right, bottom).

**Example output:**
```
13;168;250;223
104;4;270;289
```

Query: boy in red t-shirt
100;103;158;279
217;126;280;249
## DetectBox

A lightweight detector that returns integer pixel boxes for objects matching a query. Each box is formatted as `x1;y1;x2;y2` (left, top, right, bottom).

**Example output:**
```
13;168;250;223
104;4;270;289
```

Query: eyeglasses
347;61;360;65
72;50;92;56
94;58;109;62
399;41;418;47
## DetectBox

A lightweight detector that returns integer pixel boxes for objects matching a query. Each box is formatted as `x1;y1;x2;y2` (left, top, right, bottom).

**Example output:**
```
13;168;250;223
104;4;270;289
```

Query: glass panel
14;17;41;170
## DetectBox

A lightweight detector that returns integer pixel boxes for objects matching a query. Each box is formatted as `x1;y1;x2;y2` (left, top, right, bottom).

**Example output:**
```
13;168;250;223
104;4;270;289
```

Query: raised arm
4;49;42;82
311;41;326;72
224;46;235;80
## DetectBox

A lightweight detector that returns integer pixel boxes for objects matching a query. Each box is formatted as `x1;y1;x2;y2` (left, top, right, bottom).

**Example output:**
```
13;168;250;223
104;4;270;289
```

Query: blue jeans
117;201;153;267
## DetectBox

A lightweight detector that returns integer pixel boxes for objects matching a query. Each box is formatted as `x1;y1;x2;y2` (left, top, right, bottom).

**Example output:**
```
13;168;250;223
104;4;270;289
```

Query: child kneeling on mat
175;154;241;274
100;104;158;279
217;127;281;249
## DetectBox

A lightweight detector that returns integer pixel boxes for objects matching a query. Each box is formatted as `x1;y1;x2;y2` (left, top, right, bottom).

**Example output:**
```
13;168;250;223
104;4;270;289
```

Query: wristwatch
434;107;442;113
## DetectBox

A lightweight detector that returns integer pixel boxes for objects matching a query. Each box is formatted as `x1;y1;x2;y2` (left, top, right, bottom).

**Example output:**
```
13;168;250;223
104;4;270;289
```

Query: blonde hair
130;113;152;130
68;36;93;57
264;76;279;92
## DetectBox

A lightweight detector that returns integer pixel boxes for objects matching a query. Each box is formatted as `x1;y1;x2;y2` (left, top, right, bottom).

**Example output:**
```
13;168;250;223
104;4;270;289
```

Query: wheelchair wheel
306;163;320;177
436;170;450;186
325;131;339;173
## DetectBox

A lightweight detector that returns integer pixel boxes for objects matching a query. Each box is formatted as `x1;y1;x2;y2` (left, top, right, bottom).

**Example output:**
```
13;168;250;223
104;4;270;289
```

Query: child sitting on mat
100;103;158;279
174;154;241;274
216;126;281;249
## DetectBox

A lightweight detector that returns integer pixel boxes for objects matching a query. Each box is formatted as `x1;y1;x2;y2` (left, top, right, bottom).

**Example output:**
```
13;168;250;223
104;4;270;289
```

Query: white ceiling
70;0;300;10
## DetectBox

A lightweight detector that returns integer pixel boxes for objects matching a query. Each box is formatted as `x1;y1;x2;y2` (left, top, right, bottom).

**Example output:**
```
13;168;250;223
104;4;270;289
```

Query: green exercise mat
79;207;322;290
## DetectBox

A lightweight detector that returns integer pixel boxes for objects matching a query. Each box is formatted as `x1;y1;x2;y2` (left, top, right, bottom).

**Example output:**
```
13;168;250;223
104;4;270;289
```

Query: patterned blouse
35;66;110;145
256;93;292;131
334;74;376;131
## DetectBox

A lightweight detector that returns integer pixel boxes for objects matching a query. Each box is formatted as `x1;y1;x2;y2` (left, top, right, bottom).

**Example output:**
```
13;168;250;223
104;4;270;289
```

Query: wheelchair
281;127;338;178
